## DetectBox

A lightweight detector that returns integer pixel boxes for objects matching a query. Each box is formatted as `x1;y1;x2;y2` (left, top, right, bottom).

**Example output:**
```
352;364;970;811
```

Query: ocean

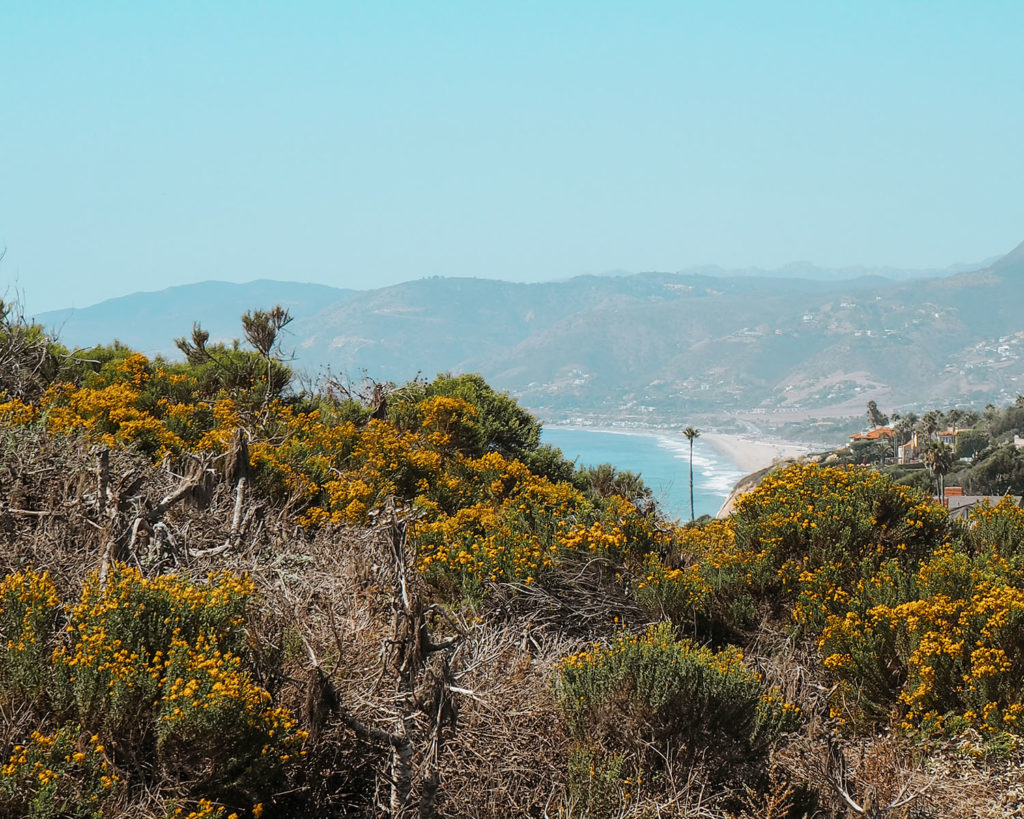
539;426;745;522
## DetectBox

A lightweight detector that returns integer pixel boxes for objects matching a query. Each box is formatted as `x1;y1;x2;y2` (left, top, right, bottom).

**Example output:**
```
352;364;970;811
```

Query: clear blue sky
2;2;1022;314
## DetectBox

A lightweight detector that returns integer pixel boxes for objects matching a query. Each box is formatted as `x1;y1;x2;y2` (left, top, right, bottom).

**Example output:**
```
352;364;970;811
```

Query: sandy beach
700;432;808;474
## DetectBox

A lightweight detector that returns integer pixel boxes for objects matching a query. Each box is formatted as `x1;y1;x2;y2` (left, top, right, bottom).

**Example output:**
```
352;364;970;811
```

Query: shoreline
699;432;808;474
543;423;809;475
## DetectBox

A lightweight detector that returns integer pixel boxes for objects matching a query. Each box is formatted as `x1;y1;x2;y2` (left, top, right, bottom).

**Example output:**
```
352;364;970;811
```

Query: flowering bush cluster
629;464;1024;739
17;321;1024;768
0;725;117;819
0;566;302;816
818;507;1024;735
0;569;61;706
4;346;673;598
42;354;201;458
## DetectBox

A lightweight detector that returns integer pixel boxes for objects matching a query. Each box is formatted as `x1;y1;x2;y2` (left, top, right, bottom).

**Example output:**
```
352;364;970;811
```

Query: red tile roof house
849;426;896;463
849;426;896;442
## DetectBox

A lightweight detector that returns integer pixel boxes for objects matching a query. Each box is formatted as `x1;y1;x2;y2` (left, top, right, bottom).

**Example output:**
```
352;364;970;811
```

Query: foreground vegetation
2;303;1024;816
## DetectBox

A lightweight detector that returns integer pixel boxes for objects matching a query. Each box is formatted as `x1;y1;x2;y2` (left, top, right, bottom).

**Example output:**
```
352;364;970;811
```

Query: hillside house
849;426;895;443
849;426;895;462
897;429;961;465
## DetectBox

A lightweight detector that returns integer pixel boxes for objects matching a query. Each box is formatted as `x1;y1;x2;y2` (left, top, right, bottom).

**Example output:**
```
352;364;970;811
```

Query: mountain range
34;242;1024;429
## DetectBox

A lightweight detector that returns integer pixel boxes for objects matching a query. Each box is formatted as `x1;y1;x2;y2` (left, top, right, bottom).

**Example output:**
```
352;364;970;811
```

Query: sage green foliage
523;443;586;489
554;624;799;772
566;748;627;818
174;332;294;407
580;463;653;507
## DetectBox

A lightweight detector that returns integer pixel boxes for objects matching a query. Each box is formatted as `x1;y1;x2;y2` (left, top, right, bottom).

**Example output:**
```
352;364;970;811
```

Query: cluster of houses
848;425;957;465
848;425;1022;519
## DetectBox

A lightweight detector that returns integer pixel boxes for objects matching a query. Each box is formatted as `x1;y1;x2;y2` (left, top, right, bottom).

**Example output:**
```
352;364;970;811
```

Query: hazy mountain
592;257;998;283
37;280;353;357
35;242;1024;423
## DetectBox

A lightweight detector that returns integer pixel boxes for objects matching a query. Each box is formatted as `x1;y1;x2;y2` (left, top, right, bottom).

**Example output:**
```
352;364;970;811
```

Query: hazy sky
3;2;1022;315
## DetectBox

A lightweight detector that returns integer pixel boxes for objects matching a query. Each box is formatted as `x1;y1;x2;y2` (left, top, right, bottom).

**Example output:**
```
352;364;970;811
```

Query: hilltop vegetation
4;305;1024;816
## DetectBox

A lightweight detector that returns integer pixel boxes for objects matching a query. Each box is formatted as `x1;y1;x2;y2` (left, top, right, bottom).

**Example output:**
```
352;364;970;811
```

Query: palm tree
919;410;942;443
893;412;918;462
683;427;700;521
923;441;955;499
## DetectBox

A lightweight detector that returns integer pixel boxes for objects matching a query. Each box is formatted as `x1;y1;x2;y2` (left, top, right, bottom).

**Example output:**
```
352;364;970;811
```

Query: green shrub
565;748;627;818
634;552;710;621
970;496;1024;565
818;542;1024;734
155;632;300;789
675;464;948;637
554;624;800;772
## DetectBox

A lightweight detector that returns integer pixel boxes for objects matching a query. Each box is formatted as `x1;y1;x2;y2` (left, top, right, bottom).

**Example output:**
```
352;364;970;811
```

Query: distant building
849;426;895;463
939;488;1023;520
897;437;918;465
849;426;895;442
897;429;962;465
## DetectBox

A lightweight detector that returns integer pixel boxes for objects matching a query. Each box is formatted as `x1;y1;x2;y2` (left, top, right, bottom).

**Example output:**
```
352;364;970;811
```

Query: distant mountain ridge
38;280;353;357
35;242;1024;423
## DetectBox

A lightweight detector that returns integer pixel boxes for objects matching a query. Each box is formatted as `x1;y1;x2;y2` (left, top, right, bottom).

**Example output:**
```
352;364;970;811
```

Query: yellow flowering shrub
970;496;1024;564
0;565;307;805
414;395;480;452
820;540;1024;734
634;552;711;619
40;353;197;458
672;464;947;633
53;566;253;736
156;632;302;787
0;725;118;819
3;346;673;600
0;569;60;706
0;564;301;814
0;397;38;426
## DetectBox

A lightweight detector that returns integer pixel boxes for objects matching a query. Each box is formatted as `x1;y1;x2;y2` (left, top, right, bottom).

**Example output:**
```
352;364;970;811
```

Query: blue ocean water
540;427;745;522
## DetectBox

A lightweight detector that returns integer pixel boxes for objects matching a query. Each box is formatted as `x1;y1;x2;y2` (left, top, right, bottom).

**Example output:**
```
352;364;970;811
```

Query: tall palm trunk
683;427;700;522
689;437;695;521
